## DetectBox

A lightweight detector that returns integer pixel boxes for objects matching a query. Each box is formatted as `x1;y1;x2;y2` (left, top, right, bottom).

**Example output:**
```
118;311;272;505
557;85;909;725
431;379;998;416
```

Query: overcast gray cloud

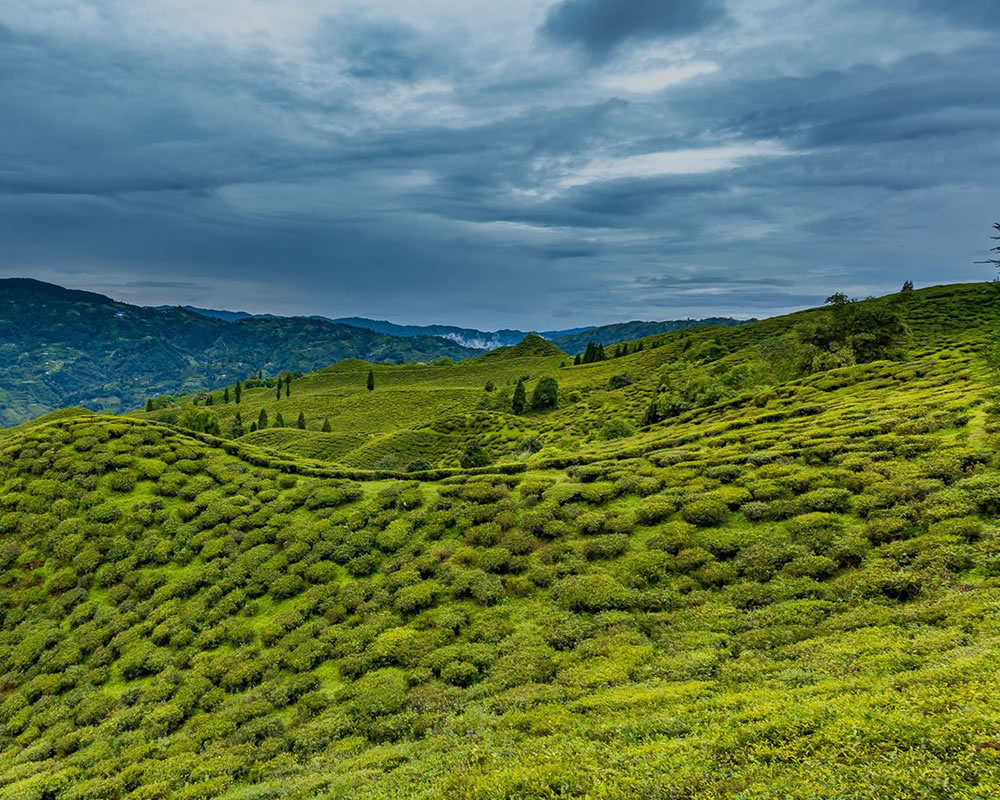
541;0;729;61
0;0;997;328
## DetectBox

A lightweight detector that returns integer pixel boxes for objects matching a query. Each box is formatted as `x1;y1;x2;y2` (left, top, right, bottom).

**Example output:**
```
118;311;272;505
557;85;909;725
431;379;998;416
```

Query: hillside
549;317;750;355
2;283;1000;798
0;279;478;426
177;310;747;353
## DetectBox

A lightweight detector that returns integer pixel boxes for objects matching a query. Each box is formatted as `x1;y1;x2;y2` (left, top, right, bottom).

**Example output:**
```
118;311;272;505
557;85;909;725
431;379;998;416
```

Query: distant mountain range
0;280;477;425
172;306;750;354
1;279;749;425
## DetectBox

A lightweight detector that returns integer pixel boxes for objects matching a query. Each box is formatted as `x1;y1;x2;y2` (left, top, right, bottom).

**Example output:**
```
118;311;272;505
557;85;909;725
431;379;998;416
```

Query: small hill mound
477;332;566;360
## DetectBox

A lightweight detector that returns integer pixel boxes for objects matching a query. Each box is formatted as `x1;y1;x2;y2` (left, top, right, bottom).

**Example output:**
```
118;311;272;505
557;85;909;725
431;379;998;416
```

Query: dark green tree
231;411;244;438
276;382;281;401
297;411;306;430
367;369;375;391
574;353;582;366
460;442;491;468
531;377;559;411
205;393;213;406
285;374;291;398
234;380;242;405
512;378;526;414
977;222;1000;269
257;409;268;429
224;386;230;404
322;417;332;432
145;398;153;412
275;412;285;428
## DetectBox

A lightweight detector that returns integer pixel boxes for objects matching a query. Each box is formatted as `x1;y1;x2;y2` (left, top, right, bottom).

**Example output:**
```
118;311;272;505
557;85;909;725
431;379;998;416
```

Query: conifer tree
276;382;281;401
574;354;582;366
231;411;244;438
224;387;230;404
367;369;375;391
297;411;306;430
512;378;526;414
531;377;559;410
258;409;268;429
206;394;213;406
235;380;242;404
285;375;291;398
145;398;153;412
275;412;285;428
322;417;332;432
250;422;257;432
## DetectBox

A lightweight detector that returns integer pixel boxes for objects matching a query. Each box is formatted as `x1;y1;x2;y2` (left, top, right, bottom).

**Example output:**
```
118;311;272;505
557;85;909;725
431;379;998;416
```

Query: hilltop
0;279;479;426
2;282;1000;798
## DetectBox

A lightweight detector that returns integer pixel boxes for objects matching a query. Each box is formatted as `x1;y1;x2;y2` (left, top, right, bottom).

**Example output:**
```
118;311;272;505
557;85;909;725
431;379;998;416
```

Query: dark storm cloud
313;16;454;82
540;0;728;61
0;1;997;328
899;0;1000;28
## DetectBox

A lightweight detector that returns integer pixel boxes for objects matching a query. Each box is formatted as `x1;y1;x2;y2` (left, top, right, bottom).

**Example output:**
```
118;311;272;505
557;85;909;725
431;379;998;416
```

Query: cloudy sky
1;0;997;328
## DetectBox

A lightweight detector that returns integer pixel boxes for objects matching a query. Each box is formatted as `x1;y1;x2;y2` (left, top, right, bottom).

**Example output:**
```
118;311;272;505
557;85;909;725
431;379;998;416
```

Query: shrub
601;418;636;440
636;496;675;525
551;574;632;612
440;660;479;687
271;574;305;599
581;535;629;560
681;499;728;527
799;488;852;513
394;581;440;613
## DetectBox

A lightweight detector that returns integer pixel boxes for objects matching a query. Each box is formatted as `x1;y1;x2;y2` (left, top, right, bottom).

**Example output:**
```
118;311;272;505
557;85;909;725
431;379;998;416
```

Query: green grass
2;282;1000;798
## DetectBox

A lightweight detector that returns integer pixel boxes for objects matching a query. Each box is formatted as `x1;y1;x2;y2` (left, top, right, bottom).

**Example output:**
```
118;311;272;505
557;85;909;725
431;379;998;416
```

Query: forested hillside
0;280;478;426
1;283;1000;798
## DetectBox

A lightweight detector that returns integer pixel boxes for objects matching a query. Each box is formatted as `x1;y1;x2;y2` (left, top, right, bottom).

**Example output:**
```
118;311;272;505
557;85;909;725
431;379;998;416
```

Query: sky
1;0;998;329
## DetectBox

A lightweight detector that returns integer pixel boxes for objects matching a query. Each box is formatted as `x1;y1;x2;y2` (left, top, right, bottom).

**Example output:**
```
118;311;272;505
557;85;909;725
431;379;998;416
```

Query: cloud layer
0;0;997;328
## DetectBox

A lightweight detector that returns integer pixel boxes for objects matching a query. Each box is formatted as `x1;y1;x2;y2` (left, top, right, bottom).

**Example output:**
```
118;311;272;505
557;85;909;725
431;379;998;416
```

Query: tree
285;374;291;398
145;398;153;412
224;387;230;404
901;280;914;293
582;341;607;364
205;393;213;406
276;382;281;401
574;354;582;366
231;411;244;438
977;222;1000;269
460;442;491;468
234;380;242;405
512;378;526;415
531;377;559;411
367;369;375;391
322;417;332;433
257;409;268;429
297;411;306;430
275;412;285;428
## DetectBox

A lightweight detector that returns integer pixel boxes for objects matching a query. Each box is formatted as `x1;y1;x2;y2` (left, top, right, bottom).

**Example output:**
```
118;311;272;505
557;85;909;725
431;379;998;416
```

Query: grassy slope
2;283;1000;798
136;283;1000;471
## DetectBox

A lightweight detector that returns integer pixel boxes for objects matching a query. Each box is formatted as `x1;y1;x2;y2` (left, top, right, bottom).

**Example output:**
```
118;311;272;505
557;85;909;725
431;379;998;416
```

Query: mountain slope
550;317;750;354
2;284;1000;798
0;279;479;425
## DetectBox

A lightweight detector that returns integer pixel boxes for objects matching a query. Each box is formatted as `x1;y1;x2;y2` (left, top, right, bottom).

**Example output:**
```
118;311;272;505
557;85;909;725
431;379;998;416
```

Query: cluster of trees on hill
574;338;656;365
644;290;911;425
